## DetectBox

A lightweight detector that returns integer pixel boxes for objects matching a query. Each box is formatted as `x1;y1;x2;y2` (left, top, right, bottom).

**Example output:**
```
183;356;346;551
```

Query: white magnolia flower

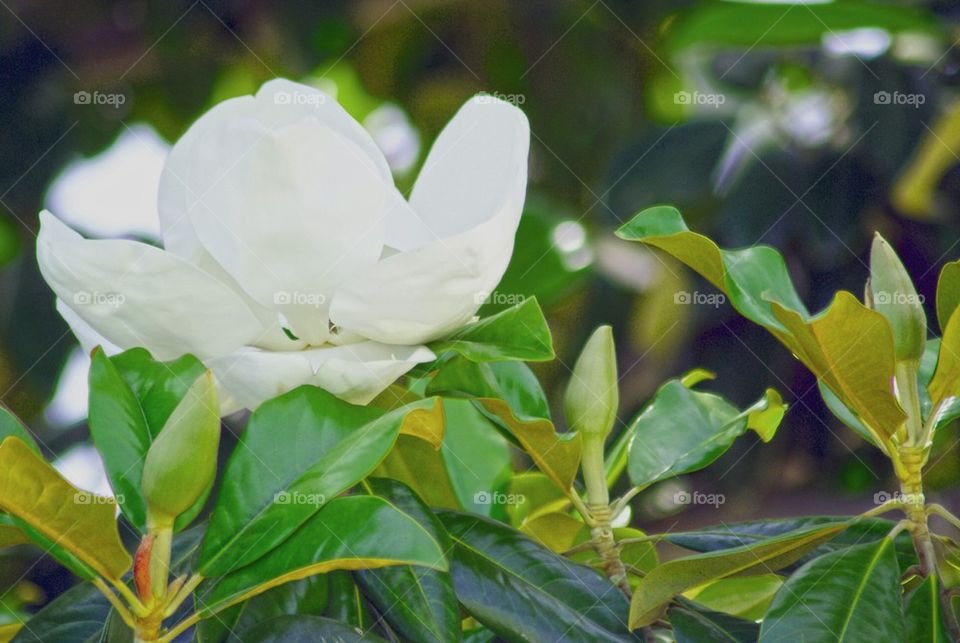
38;79;530;413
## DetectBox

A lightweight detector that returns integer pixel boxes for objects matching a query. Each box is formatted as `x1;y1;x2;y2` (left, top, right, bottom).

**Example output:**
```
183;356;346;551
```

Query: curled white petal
330;95;529;344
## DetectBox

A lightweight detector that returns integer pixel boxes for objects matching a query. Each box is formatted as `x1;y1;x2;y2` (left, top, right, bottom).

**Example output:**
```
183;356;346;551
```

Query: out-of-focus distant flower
364;103;421;175
54;444;112;498
44;348;90;428
38;79;530;412
45;124;168;239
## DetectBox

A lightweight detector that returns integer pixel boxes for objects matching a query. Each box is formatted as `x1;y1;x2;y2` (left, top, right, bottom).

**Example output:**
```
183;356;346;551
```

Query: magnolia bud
141;371;220;526
564;325;619;440
868;234;926;362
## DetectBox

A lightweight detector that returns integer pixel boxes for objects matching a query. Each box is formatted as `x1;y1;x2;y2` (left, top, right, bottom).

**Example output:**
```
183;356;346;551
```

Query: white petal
184;114;389;342
159;79;392;263
56;298;122;356
331;96;529;344
207;342;433;411
37;211;263;361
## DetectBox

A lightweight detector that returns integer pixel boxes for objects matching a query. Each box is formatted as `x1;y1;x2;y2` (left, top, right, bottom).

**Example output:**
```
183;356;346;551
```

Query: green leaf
225;615;385;643
905;575;951;643
196;496;445;616
87;348;208;531
669;601;759;643
759;538;904;642
354;479;459;643
663;1;942;53
618;207;906;447
0;406;38;453
937;260;960;332
437;510;635;642
663;516;916;570
629;522;849;628
428;358;579;493
324;571;374;631
199;387;441;576
686;575;782;621
11;581;111;643
195;577;328;643
627;379;784;487
0;436;131;581
441;399;512;517
428;297;554;362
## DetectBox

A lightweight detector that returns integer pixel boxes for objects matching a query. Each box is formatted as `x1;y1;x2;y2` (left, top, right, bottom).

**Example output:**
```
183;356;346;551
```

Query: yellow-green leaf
476;398;581;494
0;437;131;581
771;293;905;444
929;307;960;412
370;385;445;449
629;522;849;629
937;260;960;332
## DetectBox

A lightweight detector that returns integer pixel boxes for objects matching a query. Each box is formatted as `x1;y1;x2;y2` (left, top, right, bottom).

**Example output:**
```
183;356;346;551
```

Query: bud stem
581;433;630;595
894;360;923;445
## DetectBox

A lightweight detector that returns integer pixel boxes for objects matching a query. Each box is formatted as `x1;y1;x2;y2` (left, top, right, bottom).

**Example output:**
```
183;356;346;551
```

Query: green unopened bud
564;325;619;440
868;234;927;362
141;371;220;527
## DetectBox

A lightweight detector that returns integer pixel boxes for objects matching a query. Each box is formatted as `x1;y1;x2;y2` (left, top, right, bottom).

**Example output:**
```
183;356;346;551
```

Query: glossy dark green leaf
630;522;850;628
437;510;635;642
905;575;951;643
627;379;784;487
669;600;759;643
664;515;916;570
109;347;207;438
11;581;110;643
87;348;208;532
428;356;551;420
324;571;374;631
0;406;38;453
354;479;459;643
226;615;385;643
195;577;328;643
199;387;438;576
197;496;446;616
428;297;554;362
759;538;904;642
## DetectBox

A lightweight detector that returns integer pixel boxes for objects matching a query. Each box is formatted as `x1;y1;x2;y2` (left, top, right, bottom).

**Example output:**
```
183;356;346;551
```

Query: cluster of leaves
8;205;960;640
0;289;785;642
